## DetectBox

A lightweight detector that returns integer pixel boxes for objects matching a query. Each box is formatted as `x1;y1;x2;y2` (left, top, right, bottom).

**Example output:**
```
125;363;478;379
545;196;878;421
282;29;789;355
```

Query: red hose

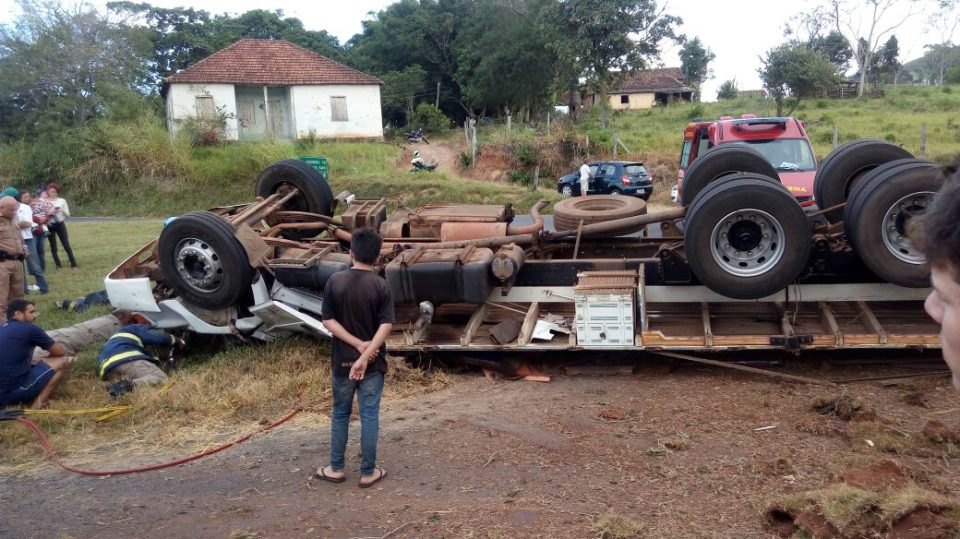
15;406;300;477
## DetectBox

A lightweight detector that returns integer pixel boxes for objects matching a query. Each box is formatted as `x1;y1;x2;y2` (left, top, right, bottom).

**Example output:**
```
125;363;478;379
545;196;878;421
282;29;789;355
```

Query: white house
162;39;383;141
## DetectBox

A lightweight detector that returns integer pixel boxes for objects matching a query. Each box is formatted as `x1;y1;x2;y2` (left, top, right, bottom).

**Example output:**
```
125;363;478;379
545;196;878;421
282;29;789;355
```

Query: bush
687;103;705;119
513;142;538;166
884;132;897;142
506;169;534;186
815;99;829;109
458;151;472;169
408;103;449;133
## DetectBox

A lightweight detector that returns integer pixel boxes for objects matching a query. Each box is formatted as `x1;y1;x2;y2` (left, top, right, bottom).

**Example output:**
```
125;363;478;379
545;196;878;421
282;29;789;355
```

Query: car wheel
560;184;574;197
684;174;811;299
681;145;779;207
255;159;334;240
813;140;913;223
610;188;623;196
844;158;941;287
553;195;647;232
158;211;254;310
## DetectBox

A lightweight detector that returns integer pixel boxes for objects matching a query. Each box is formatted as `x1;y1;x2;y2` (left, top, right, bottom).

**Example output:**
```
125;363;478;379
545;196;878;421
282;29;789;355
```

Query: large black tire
813;140;913;223
553;195;647;232
843;158;942;287
255;159;334;216
680;145;779;206
158;211;254;310
684;174;812;299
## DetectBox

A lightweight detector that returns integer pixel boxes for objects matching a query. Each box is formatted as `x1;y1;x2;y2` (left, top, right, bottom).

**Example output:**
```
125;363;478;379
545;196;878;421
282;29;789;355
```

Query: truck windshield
730;139;816;171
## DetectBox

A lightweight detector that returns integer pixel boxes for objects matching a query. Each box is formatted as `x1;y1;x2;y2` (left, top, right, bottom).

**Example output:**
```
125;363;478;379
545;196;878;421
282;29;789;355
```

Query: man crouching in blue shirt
0;299;72;409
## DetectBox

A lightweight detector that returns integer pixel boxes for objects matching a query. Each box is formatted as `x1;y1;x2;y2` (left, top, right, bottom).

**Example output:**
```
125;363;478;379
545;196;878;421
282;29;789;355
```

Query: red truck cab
676;115;817;205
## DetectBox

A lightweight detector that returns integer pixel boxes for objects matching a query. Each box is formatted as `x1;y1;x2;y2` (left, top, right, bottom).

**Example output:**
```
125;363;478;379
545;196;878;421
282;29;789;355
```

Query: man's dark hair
915;157;960;282
7;299;34;320
350;227;383;265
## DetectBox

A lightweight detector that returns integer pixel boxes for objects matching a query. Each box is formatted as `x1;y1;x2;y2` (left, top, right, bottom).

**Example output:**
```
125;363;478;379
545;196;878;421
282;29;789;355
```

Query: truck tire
684;174;811;300
158;211;254;310
553;195;647;232
813;140;913;223
844;158;941;287
255;159;334;240
680;145;779;206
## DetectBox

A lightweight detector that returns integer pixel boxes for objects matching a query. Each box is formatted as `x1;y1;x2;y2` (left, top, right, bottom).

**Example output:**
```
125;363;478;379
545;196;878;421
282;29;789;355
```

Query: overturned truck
106;141;943;356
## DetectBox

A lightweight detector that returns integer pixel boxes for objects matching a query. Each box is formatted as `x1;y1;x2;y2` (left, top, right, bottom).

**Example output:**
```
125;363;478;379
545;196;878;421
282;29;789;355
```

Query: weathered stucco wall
290;85;383;139
166;83;239;140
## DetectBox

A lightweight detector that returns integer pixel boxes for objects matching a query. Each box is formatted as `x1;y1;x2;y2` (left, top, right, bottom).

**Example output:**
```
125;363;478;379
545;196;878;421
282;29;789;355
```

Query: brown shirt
0;216;23;256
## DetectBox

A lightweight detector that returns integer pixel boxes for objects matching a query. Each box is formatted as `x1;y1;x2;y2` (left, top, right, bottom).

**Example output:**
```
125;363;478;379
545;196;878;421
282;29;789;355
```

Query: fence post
470;119;478;168
507;114;512;131
532;164;540;192
612;132;618;159
920;123;928;155
546;111;551;134
832;125;838;149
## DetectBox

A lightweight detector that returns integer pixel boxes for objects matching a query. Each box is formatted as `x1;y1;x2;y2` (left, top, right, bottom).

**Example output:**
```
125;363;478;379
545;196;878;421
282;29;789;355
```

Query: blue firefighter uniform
97;324;176;380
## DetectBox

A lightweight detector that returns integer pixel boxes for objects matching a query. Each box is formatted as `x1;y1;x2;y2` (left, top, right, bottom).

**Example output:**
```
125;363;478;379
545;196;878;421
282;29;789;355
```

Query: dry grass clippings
593;511;646;539
0;341;451;472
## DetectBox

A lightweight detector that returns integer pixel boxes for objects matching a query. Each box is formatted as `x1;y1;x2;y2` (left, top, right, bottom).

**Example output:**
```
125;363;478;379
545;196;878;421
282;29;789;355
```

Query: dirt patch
4;363;960;538
922;420;960;444
812;394;868;420
840;459;909;491
889;509;960;539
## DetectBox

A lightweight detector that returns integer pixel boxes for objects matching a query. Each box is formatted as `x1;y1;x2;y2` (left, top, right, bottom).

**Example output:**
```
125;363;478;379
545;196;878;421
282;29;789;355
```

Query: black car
556;161;653;199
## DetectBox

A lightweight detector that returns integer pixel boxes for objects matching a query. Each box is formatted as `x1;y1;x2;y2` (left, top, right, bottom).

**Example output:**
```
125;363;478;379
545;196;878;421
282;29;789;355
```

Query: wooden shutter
330;96;348;122
195;95;215;119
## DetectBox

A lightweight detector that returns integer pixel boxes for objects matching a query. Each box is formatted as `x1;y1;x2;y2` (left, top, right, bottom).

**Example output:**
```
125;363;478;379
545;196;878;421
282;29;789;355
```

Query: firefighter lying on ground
98;310;183;398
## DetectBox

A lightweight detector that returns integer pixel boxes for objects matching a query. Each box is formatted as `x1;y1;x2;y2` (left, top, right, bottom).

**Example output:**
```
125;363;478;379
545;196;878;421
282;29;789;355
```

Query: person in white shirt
579;163;591;197
17;190;47;294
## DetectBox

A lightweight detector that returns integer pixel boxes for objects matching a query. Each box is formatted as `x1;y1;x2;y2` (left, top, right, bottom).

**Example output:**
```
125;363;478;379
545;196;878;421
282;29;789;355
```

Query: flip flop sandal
359;467;387;489
314;467;346;484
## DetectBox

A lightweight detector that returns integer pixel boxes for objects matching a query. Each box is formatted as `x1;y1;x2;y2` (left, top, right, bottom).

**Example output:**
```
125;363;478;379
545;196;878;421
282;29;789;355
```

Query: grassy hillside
1;84;957;215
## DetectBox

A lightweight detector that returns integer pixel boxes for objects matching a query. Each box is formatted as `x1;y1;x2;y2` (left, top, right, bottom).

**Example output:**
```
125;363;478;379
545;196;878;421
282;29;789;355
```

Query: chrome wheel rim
709;208;785;277
882;191;934;265
174;237;224;293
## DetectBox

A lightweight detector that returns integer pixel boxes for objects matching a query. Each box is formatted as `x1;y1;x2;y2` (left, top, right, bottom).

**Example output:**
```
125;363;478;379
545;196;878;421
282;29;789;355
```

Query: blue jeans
329;371;384;476
23;238;48;293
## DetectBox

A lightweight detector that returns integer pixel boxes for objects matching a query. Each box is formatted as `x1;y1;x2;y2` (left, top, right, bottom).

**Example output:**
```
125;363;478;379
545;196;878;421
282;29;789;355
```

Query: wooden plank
856;301;888;344
776;302;796;337
518;302;541;346
460;304;488;346
819;302;843;346
656;351;837;387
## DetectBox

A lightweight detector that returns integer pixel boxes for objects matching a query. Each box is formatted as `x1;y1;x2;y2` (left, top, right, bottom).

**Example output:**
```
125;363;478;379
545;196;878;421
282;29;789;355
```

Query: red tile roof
165;39;381;86
616;67;692;92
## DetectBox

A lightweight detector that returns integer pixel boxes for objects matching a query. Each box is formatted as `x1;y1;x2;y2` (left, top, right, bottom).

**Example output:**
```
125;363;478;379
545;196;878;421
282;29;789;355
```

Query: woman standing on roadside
42;183;78;270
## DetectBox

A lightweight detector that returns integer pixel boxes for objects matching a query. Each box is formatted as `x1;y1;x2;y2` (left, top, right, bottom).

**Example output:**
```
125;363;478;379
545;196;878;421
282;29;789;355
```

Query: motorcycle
410;158;437;172
405;127;429;144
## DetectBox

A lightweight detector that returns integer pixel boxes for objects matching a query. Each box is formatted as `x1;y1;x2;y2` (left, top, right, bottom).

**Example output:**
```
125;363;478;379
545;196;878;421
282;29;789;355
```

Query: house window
620;95;629;104
331;96;348;122
195;95;215;119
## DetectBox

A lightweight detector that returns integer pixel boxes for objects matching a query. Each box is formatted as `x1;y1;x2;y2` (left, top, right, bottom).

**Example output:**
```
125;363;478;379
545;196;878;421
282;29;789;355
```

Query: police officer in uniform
0;196;26;323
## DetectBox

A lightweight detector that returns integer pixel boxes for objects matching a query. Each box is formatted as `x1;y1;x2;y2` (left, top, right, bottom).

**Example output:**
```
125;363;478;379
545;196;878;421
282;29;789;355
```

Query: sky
0;0;934;101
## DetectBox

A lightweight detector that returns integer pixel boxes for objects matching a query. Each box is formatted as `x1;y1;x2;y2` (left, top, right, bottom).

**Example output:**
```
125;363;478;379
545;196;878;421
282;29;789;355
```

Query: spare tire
684;174;811;300
843;158;941;287
680;145;779;206
158;211;253;310
553;195;647;232
813;140;913;223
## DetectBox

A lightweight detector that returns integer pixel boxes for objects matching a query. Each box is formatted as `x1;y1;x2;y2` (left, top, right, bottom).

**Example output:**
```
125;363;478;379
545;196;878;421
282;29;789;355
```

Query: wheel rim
610;189;622;196
881;191;934;265
174;237;224;293
709;208;785;277
561;185;573;196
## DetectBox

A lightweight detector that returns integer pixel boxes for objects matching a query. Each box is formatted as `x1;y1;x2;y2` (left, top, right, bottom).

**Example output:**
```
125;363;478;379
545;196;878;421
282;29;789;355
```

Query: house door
235;86;291;140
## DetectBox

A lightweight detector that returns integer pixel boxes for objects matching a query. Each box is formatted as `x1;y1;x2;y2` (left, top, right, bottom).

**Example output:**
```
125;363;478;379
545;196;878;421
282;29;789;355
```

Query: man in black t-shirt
317;228;395;488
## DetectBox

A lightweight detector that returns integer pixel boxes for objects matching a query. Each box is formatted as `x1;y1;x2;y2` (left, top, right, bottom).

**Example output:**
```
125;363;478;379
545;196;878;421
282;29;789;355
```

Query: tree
760;43;838;115
546;0;682;128
679;37;715;101
454;0;556;120
716;79;738;100
925;0;960;84
0;0;150;140
379;65;427;126
809;30;853;71
828;0;920;97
